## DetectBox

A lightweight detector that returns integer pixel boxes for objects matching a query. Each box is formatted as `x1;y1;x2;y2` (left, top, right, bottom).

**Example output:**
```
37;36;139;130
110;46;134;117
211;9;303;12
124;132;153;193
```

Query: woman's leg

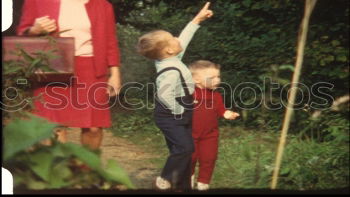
81;127;103;150
55;128;67;143
40;128;68;146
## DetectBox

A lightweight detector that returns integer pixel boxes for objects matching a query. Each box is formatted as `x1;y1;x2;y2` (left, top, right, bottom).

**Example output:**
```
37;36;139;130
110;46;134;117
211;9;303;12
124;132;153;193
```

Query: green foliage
211;128;277;189
210;127;349;190
4;0;348;191
3;116;135;190
3;114;57;161
117;23;155;87
116;0;348;123
278;134;349;190
4;37;60;77
125;1;190;33
305;0;349;84
111;0;349;190
2;37;61;119
112;111;349;190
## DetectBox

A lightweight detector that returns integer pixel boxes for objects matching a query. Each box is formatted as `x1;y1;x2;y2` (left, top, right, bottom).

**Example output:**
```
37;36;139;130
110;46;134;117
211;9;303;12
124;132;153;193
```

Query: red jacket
17;0;121;78
192;87;226;138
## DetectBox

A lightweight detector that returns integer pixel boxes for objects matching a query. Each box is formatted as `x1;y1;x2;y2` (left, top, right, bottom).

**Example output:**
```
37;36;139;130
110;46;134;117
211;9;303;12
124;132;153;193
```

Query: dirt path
65;128;161;189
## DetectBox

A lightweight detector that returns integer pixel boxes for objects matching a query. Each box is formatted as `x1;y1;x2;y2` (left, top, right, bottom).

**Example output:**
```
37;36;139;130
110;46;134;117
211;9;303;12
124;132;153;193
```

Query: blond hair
189;60;221;75
136;30;170;60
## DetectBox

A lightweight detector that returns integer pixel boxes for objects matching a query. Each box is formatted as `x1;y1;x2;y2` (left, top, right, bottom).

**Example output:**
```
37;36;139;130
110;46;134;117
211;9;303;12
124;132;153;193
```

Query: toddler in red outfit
189;60;240;190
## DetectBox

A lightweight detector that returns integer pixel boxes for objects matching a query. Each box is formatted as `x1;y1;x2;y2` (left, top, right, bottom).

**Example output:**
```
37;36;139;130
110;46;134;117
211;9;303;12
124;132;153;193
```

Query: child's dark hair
136;30;169;60
189;60;221;75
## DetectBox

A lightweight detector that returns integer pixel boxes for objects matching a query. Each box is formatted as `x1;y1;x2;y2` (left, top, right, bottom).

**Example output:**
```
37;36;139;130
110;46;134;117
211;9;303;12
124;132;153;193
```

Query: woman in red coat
17;0;121;150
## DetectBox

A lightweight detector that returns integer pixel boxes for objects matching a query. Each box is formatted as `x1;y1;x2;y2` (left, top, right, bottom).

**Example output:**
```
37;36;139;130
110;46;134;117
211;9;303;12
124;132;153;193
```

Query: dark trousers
154;101;194;189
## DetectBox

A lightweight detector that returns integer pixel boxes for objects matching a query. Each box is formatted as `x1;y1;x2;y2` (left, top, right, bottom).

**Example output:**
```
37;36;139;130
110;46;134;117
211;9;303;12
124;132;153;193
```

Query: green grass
210;127;279;189
109;106;349;190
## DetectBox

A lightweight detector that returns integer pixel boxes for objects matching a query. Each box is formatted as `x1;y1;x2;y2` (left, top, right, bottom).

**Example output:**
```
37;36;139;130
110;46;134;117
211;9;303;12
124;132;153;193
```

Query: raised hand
192;2;214;24
28;16;57;35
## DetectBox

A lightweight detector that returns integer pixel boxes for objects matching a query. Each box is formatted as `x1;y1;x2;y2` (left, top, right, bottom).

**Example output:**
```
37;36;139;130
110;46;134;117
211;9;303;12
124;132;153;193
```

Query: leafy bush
111;0;349;190
117;23;155;86
278;128;349;190
2;38;60;119
115;0;348;125
3;114;134;190
211;127;349;190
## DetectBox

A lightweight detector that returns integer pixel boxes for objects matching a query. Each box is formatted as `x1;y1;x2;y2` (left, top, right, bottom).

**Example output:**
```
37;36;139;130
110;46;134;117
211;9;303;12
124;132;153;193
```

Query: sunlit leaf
99;160;135;189
28;151;54;182
60;143;101;170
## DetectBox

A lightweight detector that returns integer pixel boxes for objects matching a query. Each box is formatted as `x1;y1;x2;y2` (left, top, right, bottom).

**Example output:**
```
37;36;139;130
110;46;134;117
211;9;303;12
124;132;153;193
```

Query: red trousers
191;88;225;184
191;130;219;184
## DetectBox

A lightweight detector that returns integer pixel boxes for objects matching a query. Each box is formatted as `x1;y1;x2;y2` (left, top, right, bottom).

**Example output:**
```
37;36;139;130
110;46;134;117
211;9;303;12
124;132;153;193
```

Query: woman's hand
28;16;57;35
106;67;121;97
192;2;214;25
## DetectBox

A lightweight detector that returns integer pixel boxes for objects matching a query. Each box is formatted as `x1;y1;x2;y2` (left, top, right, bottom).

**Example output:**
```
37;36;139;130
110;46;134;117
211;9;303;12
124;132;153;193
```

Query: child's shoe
191;175;195;189
155;176;171;190
197;182;209;191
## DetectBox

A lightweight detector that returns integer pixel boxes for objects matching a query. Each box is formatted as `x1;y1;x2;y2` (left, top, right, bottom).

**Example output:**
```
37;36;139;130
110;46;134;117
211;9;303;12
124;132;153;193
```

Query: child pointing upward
137;2;213;190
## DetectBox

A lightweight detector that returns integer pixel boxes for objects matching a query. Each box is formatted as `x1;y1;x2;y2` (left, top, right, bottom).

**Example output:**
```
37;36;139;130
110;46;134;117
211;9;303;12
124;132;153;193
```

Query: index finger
202;2;211;11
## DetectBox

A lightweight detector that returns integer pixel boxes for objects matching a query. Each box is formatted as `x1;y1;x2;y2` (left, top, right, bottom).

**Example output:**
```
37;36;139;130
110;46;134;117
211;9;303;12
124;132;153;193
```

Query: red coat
192;87;226;138
17;0;121;78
